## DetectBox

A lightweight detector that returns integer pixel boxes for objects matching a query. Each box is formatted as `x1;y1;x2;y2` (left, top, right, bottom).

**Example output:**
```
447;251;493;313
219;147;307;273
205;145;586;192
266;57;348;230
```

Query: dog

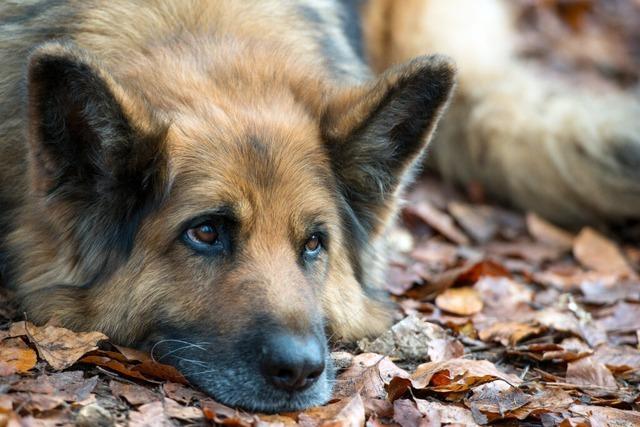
1;0;637;413
0;0;454;412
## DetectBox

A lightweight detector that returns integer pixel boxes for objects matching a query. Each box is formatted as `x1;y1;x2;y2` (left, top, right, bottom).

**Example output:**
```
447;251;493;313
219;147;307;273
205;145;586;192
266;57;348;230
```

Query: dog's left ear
323;55;455;233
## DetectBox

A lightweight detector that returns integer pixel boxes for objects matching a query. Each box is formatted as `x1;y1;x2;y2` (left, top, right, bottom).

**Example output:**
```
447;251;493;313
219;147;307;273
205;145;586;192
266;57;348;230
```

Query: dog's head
12;41;454;411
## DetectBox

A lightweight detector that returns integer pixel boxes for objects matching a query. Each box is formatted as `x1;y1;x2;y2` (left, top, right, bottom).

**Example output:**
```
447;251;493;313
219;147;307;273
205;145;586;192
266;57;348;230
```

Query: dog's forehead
163;111;339;227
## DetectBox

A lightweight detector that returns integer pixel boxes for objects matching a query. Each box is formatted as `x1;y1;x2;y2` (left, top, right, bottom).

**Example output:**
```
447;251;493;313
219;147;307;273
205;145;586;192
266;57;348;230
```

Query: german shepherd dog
2;0;638;413
0;0;454;411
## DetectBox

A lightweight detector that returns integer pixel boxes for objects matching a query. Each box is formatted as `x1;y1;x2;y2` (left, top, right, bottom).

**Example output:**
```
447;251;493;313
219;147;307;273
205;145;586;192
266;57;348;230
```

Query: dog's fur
364;0;640;228
0;0;637;412
0;0;454;411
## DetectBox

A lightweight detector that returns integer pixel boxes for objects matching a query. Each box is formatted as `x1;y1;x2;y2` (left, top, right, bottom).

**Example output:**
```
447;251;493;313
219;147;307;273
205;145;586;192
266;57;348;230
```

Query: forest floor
2;173;639;427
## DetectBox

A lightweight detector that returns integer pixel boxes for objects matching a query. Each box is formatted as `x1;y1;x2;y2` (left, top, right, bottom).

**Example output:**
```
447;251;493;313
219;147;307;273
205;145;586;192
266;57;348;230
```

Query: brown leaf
333;353;409;401
393;399;438;427
566;356;617;389
128;401;170;427
569;404;640;425
201;398;255;426
465;381;532;421
413;399;477;426
80;348;188;384
448;202;499;243
435;287;483;316
389;358;522;398
478;322;545;346
0;337;37;375
162;382;207;405
573;228;636;277
526;212;574;250
110;380;159;406
358;315;463;362
164;397;203;422
592;344;640;374
8;321;107;370
484;240;565;264
406;260;511;300
596;301;640;333
508;388;574;420
10;371;97;402
403;201;471;245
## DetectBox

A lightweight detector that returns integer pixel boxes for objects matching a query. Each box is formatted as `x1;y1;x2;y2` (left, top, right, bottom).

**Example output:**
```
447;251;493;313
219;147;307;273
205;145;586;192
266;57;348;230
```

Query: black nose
260;333;325;392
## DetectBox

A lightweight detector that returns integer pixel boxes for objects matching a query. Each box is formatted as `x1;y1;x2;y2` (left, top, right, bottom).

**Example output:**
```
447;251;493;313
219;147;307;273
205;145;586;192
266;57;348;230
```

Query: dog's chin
184;359;335;413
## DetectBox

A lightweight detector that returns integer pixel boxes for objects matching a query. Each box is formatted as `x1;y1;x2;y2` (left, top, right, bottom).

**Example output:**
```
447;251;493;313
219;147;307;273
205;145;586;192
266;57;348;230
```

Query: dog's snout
260;333;325;392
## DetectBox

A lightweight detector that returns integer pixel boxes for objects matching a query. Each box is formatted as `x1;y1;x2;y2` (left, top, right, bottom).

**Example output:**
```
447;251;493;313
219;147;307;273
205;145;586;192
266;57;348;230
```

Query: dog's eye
303;234;322;259
187;223;219;245
183;221;225;254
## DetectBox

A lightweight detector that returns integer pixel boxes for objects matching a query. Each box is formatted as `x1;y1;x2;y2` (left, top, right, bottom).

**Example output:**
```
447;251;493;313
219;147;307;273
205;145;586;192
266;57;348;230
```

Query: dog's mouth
144;331;334;412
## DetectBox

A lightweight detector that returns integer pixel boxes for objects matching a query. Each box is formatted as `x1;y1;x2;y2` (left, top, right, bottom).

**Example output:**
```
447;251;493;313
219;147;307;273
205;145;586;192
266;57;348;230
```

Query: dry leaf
110;380;159;406
404;201;471;245
358;315;463;362
478;322;545;346
0;337;37;375
435;287;483;316
569;404;640;425
333;353;409;400
465;381;531;421
573;228;636;277
526;213;574;250
566;356;617;389
448;202;499;243
9;321;106;370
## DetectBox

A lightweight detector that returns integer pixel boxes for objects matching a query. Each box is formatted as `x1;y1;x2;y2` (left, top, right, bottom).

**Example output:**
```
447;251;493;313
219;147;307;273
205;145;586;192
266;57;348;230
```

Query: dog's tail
363;0;640;228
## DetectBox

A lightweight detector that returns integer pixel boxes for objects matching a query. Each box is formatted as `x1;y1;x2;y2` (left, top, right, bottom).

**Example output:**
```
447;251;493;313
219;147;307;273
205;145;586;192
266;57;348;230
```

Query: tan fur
364;0;640;228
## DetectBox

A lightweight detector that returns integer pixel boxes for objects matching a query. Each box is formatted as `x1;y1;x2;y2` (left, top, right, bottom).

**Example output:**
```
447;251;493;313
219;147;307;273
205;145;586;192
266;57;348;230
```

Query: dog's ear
26;41;167;272
323;55;455;234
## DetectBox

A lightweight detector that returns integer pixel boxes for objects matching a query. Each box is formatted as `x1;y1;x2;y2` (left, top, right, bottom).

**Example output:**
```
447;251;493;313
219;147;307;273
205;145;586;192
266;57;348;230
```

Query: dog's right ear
26;42;168;271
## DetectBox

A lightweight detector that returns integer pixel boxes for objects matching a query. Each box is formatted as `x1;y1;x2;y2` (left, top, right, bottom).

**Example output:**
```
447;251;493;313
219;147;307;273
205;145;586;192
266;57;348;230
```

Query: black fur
27;43;168;279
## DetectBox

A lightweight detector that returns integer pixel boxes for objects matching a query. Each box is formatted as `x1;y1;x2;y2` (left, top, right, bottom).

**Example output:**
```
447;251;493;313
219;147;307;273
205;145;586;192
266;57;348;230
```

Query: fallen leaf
80;349;188;384
9;321;106;370
388;358;522;398
0;337;37;375
162;382;207;405
406;260;511;300
333;353;409;400
573;228;636;277
110;380;159;406
201;398;254;426
526;213;574;250
566;356;617;390
592;344;640;375
465;381;531;421
435;287;483;316
358;315;463;362
484;241;565;264
10;371;97;402
596;301;640;333
478;322;545;346
393;399;438;427
164;397;203;422
404;201;471;245
569;404;640;425
128;401;170;427
414;399;478;426
448;202;499;243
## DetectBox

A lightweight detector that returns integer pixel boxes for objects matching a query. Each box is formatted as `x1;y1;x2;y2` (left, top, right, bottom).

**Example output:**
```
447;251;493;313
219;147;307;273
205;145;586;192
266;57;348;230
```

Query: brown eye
304;234;321;254
187;223;219;245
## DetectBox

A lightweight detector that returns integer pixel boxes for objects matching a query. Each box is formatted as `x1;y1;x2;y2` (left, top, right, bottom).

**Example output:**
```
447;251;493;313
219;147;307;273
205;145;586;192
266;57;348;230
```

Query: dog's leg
363;0;640;227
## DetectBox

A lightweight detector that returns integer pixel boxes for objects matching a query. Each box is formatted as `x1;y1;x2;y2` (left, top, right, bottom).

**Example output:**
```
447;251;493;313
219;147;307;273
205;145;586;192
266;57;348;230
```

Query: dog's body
0;0;638;412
